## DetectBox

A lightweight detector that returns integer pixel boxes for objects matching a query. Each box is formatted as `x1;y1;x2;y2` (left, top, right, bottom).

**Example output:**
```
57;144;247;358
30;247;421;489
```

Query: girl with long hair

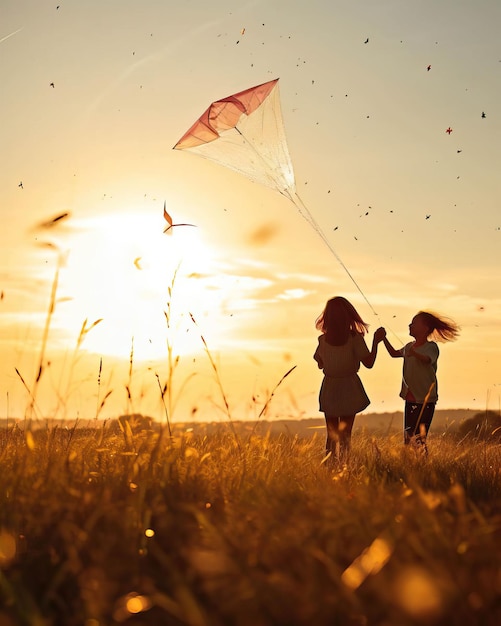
382;310;460;454
314;296;385;464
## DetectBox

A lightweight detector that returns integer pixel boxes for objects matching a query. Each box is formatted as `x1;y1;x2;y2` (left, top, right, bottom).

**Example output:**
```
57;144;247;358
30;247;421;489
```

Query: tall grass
3;256;500;625
1;425;500;626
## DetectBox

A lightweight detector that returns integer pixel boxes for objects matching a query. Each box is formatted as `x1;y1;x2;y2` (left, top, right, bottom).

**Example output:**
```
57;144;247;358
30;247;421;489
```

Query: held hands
364;327;386;368
365;327;386;368
374;327;386;343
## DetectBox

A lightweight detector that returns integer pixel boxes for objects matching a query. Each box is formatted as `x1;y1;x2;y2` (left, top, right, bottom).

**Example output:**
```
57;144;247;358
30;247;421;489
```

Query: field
1;421;500;626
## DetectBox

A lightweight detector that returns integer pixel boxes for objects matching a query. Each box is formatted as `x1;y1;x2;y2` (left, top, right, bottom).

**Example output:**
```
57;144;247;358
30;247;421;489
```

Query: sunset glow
1;0;500;422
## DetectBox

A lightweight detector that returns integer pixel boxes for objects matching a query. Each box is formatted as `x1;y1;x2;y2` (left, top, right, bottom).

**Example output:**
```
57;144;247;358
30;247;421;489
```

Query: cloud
277;288;312;301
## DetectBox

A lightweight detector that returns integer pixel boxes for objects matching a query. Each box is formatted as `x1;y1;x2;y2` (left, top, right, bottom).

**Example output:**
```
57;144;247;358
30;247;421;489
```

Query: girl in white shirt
382;311;460;453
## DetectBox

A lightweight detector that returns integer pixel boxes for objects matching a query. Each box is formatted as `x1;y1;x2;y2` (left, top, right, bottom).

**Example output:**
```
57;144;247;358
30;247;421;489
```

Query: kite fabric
173;78;378;317
174;78;296;203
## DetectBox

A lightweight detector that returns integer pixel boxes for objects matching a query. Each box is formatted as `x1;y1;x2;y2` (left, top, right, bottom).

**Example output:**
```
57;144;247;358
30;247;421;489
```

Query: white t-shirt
399;341;439;403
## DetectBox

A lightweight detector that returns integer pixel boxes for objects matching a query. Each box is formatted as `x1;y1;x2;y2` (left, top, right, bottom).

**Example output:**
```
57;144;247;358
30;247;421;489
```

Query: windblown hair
417;311;460;342
315;296;369;346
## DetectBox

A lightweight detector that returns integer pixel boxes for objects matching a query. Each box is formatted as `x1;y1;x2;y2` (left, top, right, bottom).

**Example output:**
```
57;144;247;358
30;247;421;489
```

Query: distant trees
108;413;156;435
457;411;501;442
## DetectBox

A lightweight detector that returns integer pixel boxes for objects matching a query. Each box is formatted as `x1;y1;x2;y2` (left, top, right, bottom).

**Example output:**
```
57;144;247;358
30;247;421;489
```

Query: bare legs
324;415;355;464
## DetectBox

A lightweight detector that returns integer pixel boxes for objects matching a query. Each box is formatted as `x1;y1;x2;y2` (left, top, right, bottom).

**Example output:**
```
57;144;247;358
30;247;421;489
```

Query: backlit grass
3;265;500;625
1;424;500;626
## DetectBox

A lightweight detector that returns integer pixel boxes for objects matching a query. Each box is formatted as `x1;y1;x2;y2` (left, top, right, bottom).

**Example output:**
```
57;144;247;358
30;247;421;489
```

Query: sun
53;209;227;361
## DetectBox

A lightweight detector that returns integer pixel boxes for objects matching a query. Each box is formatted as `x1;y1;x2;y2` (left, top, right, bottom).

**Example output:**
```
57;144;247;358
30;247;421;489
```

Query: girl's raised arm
383;336;402;358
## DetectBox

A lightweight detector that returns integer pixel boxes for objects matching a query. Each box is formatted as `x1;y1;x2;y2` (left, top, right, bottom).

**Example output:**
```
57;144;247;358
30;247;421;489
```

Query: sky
1;0;500;423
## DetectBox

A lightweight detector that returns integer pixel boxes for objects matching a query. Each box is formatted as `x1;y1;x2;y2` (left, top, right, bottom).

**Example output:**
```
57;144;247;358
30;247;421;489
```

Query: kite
173;78;376;315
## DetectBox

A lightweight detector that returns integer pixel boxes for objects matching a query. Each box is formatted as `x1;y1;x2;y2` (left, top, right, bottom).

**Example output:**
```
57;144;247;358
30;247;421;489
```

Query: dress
398;341;439;403
313;332;371;415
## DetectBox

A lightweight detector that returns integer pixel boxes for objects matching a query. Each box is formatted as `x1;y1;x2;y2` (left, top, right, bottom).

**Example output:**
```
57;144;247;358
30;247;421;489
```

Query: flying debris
162;201;196;234
446;127;453;134
173;79;378;316
37;212;70;229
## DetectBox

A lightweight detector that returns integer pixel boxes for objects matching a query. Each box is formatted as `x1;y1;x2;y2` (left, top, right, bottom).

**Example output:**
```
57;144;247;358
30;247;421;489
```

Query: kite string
230;127;400;340
292;190;403;345
291;191;379;318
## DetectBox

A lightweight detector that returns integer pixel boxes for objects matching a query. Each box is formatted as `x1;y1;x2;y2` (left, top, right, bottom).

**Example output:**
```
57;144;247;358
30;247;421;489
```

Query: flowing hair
315;296;369;346
417;311;460;342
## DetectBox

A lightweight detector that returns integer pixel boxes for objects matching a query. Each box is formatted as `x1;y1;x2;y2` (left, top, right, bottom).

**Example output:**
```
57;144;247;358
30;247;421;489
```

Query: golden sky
1;0;500;423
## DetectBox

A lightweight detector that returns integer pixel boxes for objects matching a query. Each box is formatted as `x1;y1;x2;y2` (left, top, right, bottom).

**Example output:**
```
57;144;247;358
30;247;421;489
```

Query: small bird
163;201;196;234
427;64;431;71
446;127;453;134
425;214;431;219
49;82;55;88
364;38;369;44
18;181;23;189
481;111;486;118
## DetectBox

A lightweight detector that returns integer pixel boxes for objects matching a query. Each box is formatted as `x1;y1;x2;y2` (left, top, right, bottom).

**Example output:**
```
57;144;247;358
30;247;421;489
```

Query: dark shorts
404;402;436;443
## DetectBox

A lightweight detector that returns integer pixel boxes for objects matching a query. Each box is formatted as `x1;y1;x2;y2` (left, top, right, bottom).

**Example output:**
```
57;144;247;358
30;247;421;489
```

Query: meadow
1;420;500;626
2;269;500;625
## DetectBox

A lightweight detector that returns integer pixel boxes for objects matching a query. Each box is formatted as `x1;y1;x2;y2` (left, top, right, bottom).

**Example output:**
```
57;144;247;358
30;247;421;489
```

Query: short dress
313;332;371;416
